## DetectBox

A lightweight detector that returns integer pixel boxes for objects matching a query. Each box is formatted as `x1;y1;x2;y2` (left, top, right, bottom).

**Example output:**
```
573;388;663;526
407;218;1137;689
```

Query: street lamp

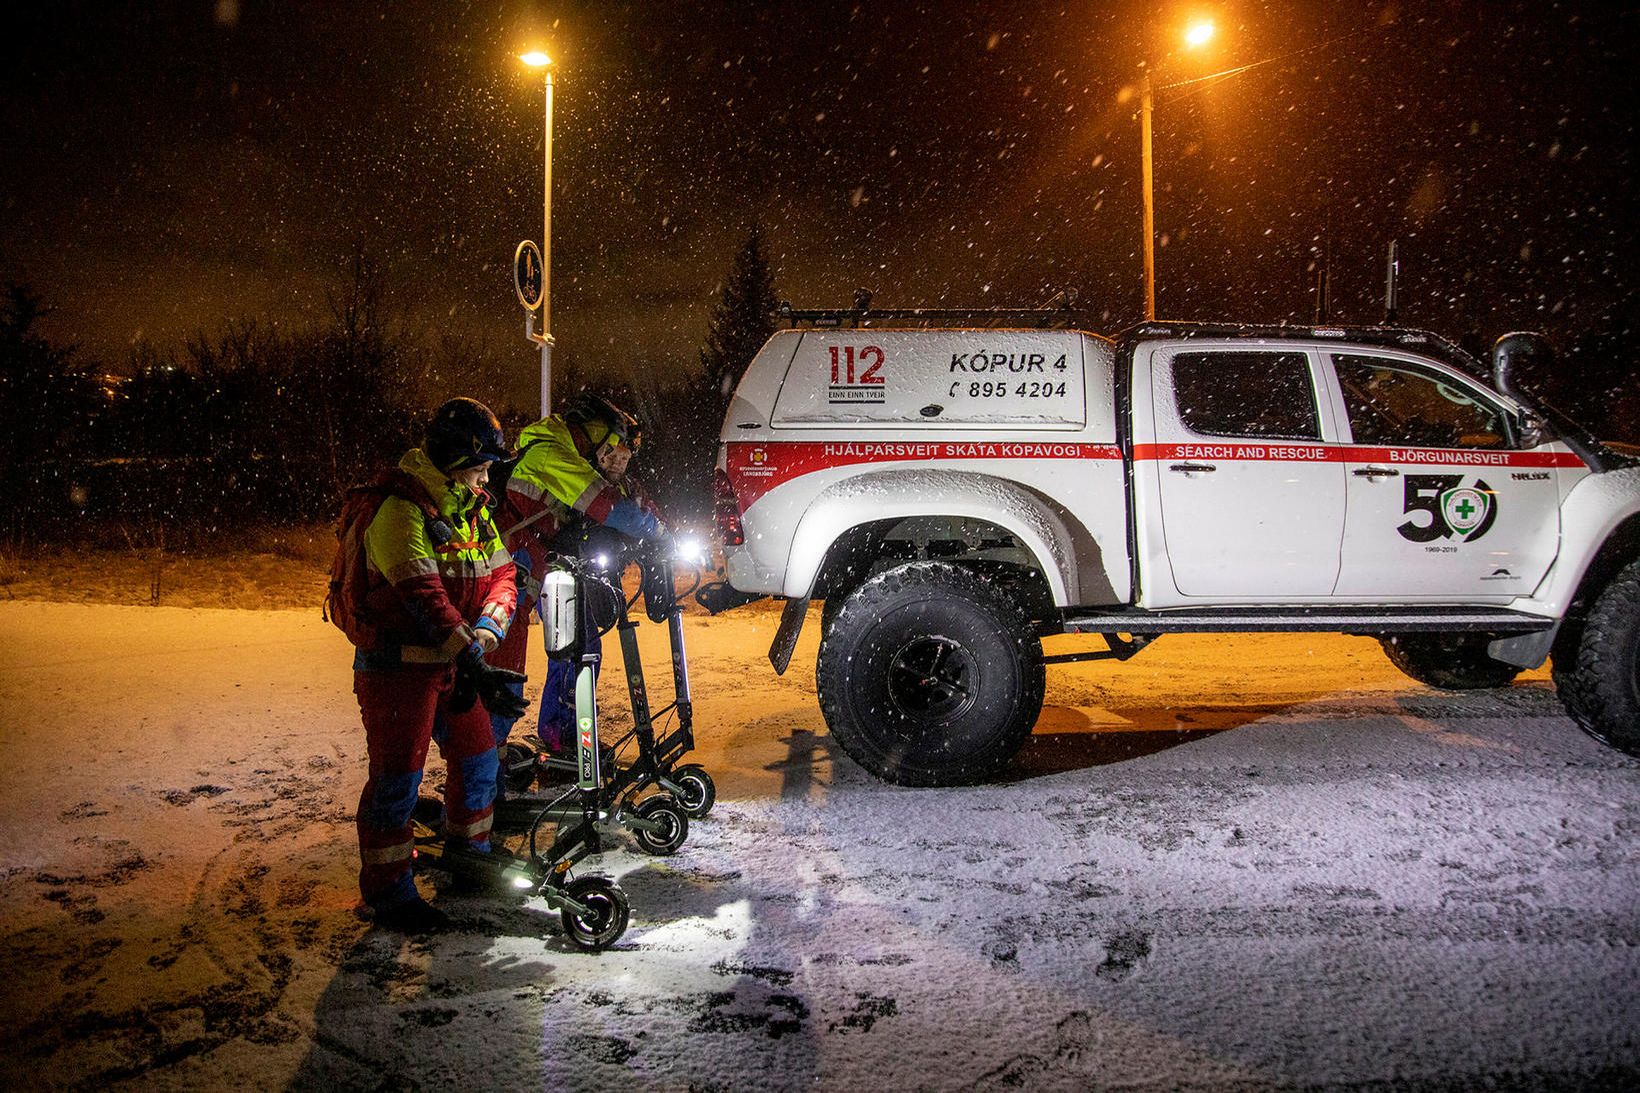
1138;20;1218;320
520;50;554;414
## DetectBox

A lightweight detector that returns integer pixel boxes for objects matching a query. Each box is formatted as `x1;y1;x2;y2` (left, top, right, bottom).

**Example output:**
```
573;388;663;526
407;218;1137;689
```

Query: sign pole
540;69;554;416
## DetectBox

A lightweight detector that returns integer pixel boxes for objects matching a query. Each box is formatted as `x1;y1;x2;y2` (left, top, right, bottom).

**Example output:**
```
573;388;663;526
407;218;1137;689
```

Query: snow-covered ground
1;596;1636;1089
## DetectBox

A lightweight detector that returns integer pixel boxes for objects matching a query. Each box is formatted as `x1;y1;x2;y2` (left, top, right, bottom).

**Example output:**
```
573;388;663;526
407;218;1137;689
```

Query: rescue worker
489;393;666;774
353;397;527;932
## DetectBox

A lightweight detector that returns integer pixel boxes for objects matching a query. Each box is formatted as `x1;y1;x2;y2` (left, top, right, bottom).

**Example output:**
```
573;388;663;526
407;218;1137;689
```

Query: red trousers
353;665;498;908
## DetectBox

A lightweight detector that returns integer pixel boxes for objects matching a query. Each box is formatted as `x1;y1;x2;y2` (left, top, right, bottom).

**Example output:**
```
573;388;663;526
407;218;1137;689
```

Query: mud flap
768;597;809;676
1488;625;1557;669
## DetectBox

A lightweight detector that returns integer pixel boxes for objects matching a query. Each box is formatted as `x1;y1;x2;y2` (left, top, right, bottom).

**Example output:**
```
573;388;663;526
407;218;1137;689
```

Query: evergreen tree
649;223;777;518
666;224;779;516
698;223;779;415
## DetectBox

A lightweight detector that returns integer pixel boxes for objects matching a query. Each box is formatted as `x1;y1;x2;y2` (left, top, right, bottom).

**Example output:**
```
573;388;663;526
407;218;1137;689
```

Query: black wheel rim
886;635;978;721
582;893;612;931
573;892;614;940
640;805;679;851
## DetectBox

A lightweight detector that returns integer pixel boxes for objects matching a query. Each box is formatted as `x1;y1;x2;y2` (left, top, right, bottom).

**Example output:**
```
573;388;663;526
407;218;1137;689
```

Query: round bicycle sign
513;240;544;311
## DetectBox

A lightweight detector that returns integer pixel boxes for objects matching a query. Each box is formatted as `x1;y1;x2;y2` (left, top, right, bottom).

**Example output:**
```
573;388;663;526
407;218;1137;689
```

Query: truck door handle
1352;466;1400;478
1168;462;1217;474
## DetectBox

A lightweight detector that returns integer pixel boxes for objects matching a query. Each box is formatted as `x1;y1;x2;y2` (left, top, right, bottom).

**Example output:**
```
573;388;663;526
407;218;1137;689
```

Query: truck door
1325;353;1565;599
1147;346;1345;597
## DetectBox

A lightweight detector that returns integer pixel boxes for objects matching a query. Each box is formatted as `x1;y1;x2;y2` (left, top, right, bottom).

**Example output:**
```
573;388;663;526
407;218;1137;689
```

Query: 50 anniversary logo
1398;474;1498;543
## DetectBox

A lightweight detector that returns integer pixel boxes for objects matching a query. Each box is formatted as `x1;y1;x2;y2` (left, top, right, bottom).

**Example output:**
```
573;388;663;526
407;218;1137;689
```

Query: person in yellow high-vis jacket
490;395;666;770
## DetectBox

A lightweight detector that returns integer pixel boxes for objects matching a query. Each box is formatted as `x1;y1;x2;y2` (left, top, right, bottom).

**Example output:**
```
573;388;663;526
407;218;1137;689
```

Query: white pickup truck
709;310;1640;785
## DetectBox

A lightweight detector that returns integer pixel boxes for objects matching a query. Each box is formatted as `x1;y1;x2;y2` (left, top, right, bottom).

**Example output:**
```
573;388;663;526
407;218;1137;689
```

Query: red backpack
323;469;442;648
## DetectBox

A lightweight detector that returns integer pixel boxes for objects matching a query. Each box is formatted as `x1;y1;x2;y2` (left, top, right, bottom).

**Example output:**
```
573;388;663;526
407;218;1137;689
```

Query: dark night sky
3;1;1634;413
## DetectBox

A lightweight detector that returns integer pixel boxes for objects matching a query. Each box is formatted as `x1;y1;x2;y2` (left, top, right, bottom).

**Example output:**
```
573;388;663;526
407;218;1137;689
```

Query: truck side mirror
1514;410;1545;450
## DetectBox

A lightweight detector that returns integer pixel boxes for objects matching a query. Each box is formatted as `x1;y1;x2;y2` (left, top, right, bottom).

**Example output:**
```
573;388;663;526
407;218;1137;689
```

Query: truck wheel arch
782;469;1081;606
1550;511;1640;661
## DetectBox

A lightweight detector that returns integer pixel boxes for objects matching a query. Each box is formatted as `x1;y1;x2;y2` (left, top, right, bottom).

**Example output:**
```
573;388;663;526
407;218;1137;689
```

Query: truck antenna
1383;239;1399;326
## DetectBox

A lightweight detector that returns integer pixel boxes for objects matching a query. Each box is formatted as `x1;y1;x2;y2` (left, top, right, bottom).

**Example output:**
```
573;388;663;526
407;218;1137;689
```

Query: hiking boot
372;897;451;934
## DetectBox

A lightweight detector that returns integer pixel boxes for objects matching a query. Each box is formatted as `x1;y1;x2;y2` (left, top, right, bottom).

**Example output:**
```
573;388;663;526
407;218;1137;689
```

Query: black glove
477;663;528;720
452;642;529;720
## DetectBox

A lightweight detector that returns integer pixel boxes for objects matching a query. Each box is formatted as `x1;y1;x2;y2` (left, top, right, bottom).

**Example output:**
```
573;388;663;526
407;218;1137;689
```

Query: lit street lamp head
520;50;552;68
1184;19;1216;49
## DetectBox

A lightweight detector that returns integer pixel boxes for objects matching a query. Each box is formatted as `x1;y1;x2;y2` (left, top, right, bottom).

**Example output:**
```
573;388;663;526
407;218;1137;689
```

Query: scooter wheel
632;795;689;855
499;741;540;793
672;764;716;819
559;875;629;951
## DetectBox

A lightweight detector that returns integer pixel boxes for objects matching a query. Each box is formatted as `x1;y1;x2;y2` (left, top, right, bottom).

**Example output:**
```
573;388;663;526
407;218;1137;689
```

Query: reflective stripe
436;556;504;579
361;841;414;865
572;480;603;514
438;626;476;660
386;557;440;583
508;478;546;502
504;506;557;540
394;632;475;664
446;813;494;838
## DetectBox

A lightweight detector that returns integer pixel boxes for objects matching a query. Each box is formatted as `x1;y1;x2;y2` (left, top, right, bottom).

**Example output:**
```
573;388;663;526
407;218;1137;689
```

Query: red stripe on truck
725;440;1121;508
726;439;1584;510
1131;443;1586;467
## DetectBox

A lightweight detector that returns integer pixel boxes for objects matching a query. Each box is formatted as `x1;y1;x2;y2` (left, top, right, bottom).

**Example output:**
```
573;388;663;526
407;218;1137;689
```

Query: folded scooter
409;709;630;951
496;537;715;855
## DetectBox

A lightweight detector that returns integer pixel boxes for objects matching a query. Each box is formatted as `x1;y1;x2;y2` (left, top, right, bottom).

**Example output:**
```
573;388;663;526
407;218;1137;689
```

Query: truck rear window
1170;351;1320;441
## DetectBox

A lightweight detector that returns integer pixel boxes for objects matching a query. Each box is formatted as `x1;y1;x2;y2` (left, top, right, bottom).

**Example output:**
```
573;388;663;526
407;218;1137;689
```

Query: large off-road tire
1552;558;1640;755
816;561;1045;786
1380;633;1522;690
820;594;846;639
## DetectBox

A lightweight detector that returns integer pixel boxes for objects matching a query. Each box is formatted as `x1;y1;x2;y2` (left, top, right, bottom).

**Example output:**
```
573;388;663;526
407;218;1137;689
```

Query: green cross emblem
1441;486;1489;534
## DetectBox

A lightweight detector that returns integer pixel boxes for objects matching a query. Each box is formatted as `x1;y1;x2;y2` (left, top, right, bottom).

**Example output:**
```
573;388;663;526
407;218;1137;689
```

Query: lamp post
1139;18;1217;321
1140;70;1156;321
520;50;554;414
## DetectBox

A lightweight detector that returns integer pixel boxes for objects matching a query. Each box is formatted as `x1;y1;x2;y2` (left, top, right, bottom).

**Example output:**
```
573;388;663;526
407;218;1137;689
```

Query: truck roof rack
1115;320;1484;376
776;291;1093;331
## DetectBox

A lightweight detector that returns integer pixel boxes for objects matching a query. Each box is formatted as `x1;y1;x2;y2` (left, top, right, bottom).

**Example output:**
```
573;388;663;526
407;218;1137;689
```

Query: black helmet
563;393;642;455
425;397;509;472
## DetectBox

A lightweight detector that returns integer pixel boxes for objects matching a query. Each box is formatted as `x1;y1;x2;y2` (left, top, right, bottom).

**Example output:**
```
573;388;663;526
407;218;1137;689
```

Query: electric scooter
409;709;630;951
495;538;712;854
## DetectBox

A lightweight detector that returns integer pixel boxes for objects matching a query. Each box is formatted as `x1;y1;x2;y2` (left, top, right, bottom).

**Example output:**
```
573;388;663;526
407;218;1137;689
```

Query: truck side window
1171;351;1320;440
1333;355;1509;449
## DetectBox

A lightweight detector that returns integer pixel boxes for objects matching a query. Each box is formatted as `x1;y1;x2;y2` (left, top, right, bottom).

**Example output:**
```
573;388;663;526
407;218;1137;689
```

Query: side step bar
1059;606;1554;636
